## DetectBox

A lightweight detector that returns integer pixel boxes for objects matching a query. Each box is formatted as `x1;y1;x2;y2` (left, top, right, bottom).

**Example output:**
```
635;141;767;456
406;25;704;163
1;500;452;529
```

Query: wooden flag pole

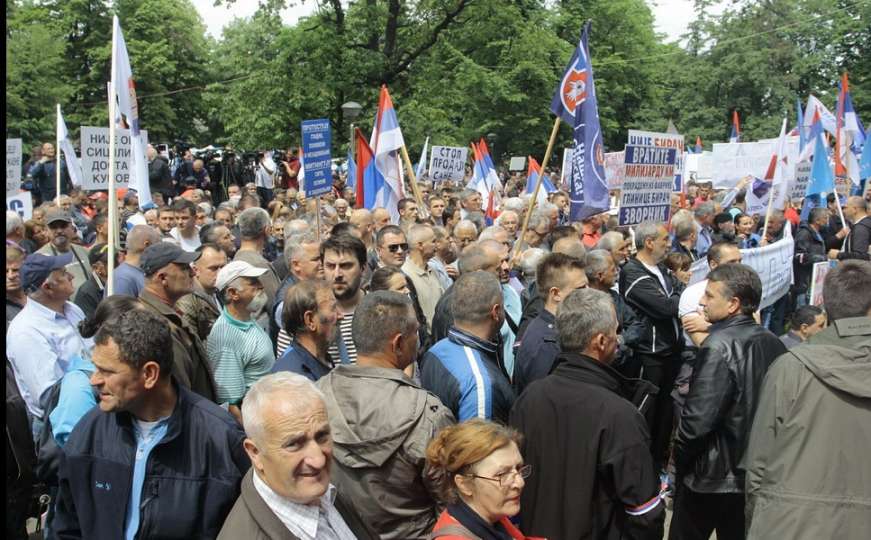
399;145;426;215
55;104;62;207
514;117;562;260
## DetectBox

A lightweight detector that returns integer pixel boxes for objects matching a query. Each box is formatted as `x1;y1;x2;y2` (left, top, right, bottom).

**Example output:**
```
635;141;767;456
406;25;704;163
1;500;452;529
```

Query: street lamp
342;101;363;162
486;132;498;168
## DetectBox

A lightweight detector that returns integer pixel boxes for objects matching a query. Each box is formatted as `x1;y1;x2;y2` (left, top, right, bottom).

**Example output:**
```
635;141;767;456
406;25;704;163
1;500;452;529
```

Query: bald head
127;224;161;255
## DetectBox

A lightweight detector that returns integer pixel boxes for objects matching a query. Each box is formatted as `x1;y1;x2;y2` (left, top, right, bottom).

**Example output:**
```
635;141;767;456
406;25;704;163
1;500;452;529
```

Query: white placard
790;161;812;203
627;130;685;192
560;148;572;186
427;146;468;182
80;126;148;190
604;151;624;189
711;138;800;189
6;191;33;220
6;138;22;196
509;156;526;171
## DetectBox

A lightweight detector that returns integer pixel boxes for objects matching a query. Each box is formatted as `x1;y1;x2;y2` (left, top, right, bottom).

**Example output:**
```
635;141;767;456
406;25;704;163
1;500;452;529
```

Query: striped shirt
207;308;275;405
326;313;357;365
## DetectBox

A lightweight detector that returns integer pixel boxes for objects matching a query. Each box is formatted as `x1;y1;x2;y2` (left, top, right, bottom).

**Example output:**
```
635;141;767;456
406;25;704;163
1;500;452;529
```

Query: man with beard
37;208;92;296
322;234;367;365
272;280;339;381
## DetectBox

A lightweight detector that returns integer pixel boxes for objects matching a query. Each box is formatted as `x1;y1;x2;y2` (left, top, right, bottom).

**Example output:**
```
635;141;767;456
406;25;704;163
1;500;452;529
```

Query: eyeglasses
387;243;409;253
465;464;532;487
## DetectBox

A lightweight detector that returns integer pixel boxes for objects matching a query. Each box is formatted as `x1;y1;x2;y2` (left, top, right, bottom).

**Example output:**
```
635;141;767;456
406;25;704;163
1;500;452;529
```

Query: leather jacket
674;315;787;493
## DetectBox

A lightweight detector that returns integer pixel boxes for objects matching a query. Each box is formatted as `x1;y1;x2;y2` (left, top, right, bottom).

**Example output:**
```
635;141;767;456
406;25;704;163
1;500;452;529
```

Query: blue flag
346;149;356;191
801;132;836;221
556;22;609;221
861;127;871;180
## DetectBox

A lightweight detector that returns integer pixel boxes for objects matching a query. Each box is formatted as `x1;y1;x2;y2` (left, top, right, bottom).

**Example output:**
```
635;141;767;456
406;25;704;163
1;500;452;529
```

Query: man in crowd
671;212;699;261
53;309;249;538
429;225;457;290
73;243;116;319
679;242;743;348
201;223;237;258
619;221;682;477
597;231;631;269
317;291;455;539
744;261;871;539
27;142;69;204
397;198;419;229
219;372;377;539
498;209;520;240
114;224;161;298
7;252;91;432
6;245;28;328
147;144;173;201
375;224;409;269
208;261;274;422
274;232;324;355
671;264;786;539
693;201;716;258
513;253;587;395
37;207;92;296
169;198;202;252
323;234;368;364
138;242;217;401
779;305;826;348
349;209;375;251
272;280;339;381
428;197;446;223
459;189;483;218
793;207;829;306
580;214;603;248
372;207;391;231
422;271;514;423
234;207;281;329
511;288;664;540
177;243;227;342
830;196;870;261
157;206;177;242
402;224;444;327
452;219;479;252
522;213;550;249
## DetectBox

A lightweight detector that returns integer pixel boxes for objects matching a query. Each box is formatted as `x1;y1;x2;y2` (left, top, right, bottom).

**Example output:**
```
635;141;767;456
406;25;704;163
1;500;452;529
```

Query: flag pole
399;145;426;215
514;117;561;260
107;21;118;296
761;118;787;241
55;104;62;207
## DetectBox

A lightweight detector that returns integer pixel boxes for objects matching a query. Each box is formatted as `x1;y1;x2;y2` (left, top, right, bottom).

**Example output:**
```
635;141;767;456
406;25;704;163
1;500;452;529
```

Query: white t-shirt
678;279;708;347
170;227;202;252
641;261;669;293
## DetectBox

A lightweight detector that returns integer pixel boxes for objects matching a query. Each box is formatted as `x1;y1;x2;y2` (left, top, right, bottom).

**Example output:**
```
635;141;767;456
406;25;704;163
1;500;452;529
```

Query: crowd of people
5;139;871;540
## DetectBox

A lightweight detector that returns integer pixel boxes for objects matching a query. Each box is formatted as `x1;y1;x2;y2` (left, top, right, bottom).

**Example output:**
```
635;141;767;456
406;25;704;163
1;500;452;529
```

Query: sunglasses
387;243;409;253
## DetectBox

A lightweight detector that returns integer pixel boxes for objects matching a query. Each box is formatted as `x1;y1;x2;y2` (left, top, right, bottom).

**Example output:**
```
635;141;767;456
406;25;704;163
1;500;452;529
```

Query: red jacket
430;509;546;540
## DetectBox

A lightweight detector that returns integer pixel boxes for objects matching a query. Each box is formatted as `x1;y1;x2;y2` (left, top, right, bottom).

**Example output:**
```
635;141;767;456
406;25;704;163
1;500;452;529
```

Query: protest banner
560;147;572;187
428;146;468;182
689;223;794;310
604;151;624;189
711;137;800;189
618;145;676;226
684;151;713;183
301;119;333;197
790;161;812;203
6;138;22;196
80;126;149;190
627;129;684;192
6;191;33;220
509;156;526;171
809;261;836;306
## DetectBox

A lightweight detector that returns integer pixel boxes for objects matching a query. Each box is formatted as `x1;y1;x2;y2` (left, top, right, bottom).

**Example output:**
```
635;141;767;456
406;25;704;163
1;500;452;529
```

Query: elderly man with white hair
218;372;378;539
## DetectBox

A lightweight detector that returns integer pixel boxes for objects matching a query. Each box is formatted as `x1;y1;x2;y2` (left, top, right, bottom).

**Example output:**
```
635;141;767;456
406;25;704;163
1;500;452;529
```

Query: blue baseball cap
21;252;73;293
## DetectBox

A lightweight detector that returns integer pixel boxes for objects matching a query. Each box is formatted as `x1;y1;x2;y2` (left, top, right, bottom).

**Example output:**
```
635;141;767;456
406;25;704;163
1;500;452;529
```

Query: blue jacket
420;327;515;423
271;339;332;381
512;310;559;396
52;383;250;539
49;355;97;447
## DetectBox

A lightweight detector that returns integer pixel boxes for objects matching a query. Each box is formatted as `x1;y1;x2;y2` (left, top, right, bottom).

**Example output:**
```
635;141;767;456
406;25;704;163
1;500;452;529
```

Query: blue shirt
125;416;170;540
272;340;332;381
6;298;92;418
113;262;145;298
50;354;97;447
695;222;713;258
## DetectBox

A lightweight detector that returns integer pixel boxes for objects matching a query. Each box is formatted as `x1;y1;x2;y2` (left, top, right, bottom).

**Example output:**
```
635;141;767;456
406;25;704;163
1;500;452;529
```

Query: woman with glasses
426;419;542;540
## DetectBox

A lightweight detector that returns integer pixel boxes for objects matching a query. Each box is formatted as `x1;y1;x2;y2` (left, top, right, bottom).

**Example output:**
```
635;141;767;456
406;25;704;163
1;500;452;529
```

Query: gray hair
552;237;586;261
479;225;507;242
284;218;311;240
197;202;213;216
527;213;549;231
454;219;479;236
407;224;434;246
519;248;547;277
671;212;696;242
502;197;525;213
634;221;662;251
694;201;716;218
6;210;23;233
238;207;271;240
556;288;616;352
596;231;626;253
451;271;503;324
584;250;613;282
284;231;320;264
352;291;416;355
241;372;325;445
432;225;449;241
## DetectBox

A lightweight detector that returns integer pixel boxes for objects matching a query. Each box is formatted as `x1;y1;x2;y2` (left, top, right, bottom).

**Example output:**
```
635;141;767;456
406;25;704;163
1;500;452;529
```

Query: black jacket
674;315;786;494
52;383;250;539
838;216;871;261
512;310;559;395
73;274;104;320
792;223;827;293
148;156;173;194
618;257;682;358
510;353;664;540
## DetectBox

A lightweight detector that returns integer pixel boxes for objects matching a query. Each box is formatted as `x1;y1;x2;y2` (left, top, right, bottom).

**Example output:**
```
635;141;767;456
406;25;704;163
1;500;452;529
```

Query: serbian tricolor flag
729;110;741;143
354;128;389;210
694;136;703;154
468;142;500;224
369;85;405;223
835;73;866;186
526;157;556;206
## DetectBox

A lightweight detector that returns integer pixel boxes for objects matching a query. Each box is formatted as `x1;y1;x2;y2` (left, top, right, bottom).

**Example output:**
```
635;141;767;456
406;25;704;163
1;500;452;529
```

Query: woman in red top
425;419;545;540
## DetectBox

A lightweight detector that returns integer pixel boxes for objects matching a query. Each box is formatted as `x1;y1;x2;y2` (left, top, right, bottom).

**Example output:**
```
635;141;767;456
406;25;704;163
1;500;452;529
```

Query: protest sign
604;151;624;189
560;148;572;186
689;223;794;310
684;151;713;183
80;126;149;190
790;161;812;203
301;119;332;197
428;146;468;182
627;130;684;192
6;191;33;220
711;138;800;189
809;261;836;306
835;176;851;198
6;138;22;196
509;156;526;171
618;145;676;226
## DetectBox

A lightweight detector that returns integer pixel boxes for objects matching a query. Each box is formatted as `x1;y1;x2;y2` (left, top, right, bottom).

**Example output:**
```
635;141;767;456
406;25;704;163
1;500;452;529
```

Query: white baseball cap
215;260;267;291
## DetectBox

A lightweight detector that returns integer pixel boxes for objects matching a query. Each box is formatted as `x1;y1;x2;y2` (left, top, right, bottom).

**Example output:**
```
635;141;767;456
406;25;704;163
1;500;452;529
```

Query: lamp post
486;132;497;168
342;101;363;163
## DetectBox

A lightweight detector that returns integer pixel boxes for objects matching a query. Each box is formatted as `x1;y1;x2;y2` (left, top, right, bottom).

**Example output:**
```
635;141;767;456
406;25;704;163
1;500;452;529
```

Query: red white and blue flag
836;73;866;186
729;110;741;143
369;85;405;222
694;136;703;154
468;141;500;224
525;156;556;206
354;127;386;210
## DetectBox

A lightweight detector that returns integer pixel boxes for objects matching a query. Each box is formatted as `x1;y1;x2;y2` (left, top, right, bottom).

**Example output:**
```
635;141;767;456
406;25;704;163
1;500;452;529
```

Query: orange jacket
429;509;547;540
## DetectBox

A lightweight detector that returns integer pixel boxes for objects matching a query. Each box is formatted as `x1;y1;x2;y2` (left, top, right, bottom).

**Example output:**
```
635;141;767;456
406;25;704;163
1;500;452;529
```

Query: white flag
56;106;84;187
111;16;152;208
770;118;789;210
415;137;429;180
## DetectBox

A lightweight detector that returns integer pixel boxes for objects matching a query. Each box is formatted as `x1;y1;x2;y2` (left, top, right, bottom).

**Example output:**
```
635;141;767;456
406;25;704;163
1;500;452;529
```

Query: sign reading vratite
80;126;149;190
301;119;332;197
428;146;468;182
6;138;22;196
618;145;676;226
627;130;684;192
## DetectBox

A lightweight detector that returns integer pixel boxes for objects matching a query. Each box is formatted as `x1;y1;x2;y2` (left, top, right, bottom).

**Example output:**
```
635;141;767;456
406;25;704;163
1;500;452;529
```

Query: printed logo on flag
561;67;588;115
